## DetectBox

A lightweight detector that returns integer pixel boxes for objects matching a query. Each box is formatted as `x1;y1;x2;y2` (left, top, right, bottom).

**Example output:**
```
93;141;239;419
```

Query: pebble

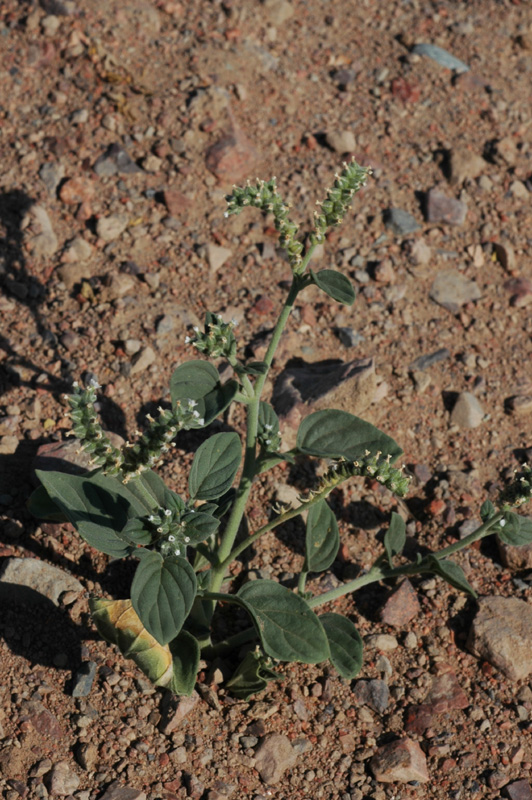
70;108;89;125
0;558;83;606
72;661;97;698
97;783;146;800
370;737;429;783
497;535;532;571
142;154;162;173
448;148;486;186
510;180;529;199
379;579;420;627
105;272;136;300
162;189;191;217
429;270;481;313
158;691;200;734
254;733;297;784
408;347;450;372
467;596;532;681
39;161;64;195
75;742;98;771
373;258;395;283
336;327;364;348
59;176;95;204
384;208;420;235
93;143;142;176
504;277;532;307
96;214;129;242
365;634;398;651
494;241;517;272
412;43;469;73
425;187;467;226
506;780;532;800
507;395;532;415
46;761;80;795
205;128;258;183
61;236;93;263
352;679;389;713
155;314;175;335
205;243;233;274
403;631;418;649
450;391;484;428
130;346;156;376
496;136;518;166
408;237;431;265
425;667;469;712
325;129;356;153
412;370;431;392
24;204;58;257
0;435;19;454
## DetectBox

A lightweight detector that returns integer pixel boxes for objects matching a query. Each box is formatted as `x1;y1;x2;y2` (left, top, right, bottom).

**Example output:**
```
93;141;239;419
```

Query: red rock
391;77;421;103
205;128;258;183
504;277;532;307
369;737;429;783
506;780;532;800
162;189;191;217
425;187;467;226
59;177;95;205
251;294;275;315
427;498;446;516
425;669;469;712
404;703;435;735
380;579;420;627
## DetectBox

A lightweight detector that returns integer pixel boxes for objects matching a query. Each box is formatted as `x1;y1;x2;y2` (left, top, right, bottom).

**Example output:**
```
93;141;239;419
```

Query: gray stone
98;783;146;800
426;188;467;226
155;315;175;335
429;270;481;313
24;204;58;257
0;558;83;606
353;679;389;713
325;129;356;154
254;733;297;784
365;634;398;651
497;531;532;571
61;236;93;263
46;761;80;795
94;143;142;176
409;348;450;372
451;391;484;429
72;662;97;698
370;737;429;783
384;208;420;235
96;213;129;242
39;162;65;195
467;596;532;681
205;243;232;274
56;263;90;290
130;346;156;376
412;43;469;72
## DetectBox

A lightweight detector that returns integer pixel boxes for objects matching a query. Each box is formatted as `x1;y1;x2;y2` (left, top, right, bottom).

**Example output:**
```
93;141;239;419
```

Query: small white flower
499;519;506;528
188;399;198;408
148;515;156;522
224;211;229;218
185;336;192;344
193;326;200;333
184;536;190;543
197;418;205;426
164;509;172;517
193;410;200;418
175;548;181;556
168;535;175;542
264;424;273;431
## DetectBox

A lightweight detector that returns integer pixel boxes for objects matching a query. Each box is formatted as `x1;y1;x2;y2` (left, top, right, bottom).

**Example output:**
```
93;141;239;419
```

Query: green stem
298;570;308;595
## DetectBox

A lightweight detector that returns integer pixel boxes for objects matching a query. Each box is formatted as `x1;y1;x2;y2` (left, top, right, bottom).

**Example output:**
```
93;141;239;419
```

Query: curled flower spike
67;382;123;475
319;451;411;498
187;312;238;360
311;159;371;245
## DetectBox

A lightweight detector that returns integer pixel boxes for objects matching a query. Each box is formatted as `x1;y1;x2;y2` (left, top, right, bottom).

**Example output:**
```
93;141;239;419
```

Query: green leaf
427;556;477;598
296;409;403;463
188;432;241;500
27;484;68;522
480;499;495;522
239;361;268;376
168;630;200;696
320;612;363;679
237;580;330;663
131;551;197;645
256;452;293;475
170;360;238;426
225;650;280;699
181;510;220;545
304;500;340;573
310;269;355;306
118;518;153;546
383;512;406;568
126;469;171;510
258;401;280;436
498;513;532;546
35;469;153;557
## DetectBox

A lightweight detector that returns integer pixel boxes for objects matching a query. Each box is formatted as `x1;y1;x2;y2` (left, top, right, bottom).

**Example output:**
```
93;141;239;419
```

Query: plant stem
298;570;308;595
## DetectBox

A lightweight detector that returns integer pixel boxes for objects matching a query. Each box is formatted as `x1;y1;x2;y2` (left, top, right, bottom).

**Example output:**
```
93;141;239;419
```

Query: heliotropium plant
29;161;532;699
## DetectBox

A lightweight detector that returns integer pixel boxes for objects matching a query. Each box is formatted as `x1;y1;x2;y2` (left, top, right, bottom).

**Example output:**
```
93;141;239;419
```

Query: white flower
499;519;506;528
164;509;172;517
168;535;175;542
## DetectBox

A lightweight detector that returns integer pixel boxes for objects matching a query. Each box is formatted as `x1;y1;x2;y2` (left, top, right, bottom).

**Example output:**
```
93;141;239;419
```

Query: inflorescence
311;160;371;245
498;464;532;509
186;312;238;361
320;451;411;498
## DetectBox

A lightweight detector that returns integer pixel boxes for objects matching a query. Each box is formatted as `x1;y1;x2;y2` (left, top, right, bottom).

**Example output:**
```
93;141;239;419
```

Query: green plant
29;160;532;699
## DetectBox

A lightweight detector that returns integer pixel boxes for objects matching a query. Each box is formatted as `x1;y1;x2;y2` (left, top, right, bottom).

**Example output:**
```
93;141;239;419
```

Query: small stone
450;391;484;429
425;667;469;712
105;273;136;300
510;180;529;199
507;395;532;415
263;0;294;24
505;780;532;800
94;143;142;176
59;177;95;205
488;771;510;790
155;315;175;335
162;189;191;217
429;270;481;313
496;136;518;166
70;108;89;125
448;148;486;186
72;662;97;698
365;634;398;651
158;691;200;734
46;761;80;796
425;187;467;226
380;579;420;627
56;263;89;290
30;759;53;778
96;214;129;242
205;244;232;274
33;438;94;473
408;237;431;265
130;346;156;376
370;737;429;783
325;129;356;153
412;42;469;73
0;558;83;606
24;205;58;258
61;236;93;263
124;338;142;355
98;783;147;800
494;242;517;272
467;596;532;681
205;128;258;183
336;327;364;348
254;733;297;784
142;154;162;173
41;14;61;35
0;435;18;454
39;162;64;195
404;704;435;735
384;208;420;235
505;277;532;307
497;532;532;571
373;258;395;283
75;742;98;771
409;348;450;372
353;679;389;713
404;631;418;649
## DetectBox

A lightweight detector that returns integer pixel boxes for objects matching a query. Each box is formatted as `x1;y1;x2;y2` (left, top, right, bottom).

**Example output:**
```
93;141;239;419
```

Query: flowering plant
29;161;532;698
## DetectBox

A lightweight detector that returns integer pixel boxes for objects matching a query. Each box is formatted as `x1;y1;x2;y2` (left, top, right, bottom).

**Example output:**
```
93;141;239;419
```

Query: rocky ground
2;0;532;798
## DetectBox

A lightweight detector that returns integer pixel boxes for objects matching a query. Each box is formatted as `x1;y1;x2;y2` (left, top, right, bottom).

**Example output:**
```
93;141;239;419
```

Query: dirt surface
2;0;532;798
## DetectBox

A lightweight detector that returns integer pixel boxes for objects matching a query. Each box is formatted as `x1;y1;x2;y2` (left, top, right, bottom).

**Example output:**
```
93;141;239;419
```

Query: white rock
96;214;129;242
325;129;356;154
467;596;532;681
0;558;83;606
206;243;232;274
450;391;484;429
365;634;398;651
130;346;156;376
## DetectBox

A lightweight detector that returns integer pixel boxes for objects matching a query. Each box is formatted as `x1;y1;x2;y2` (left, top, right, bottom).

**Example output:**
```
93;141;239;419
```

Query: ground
1;0;532;798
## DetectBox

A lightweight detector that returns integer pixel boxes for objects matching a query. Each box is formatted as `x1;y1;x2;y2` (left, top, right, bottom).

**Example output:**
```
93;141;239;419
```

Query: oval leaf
188;432;241;500
237;580;330;663
296;409;403;463
170;360;238;427
225;650;280;700
310;269;355;306
320;612;363;679
480;499;495;522
427;555;477;598
304;499;340;573
383;512;406;567
181;510;220;545
168;629;201;696
131;551;197;645
498;513;532;546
